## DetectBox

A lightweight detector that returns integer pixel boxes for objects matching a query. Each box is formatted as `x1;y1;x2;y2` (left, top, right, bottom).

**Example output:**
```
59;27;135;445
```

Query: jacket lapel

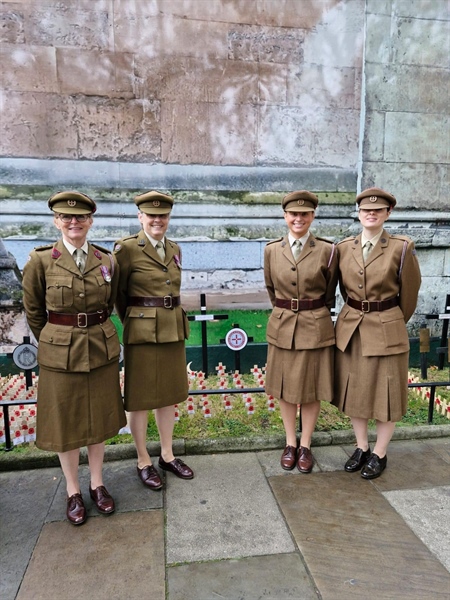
352;234;364;269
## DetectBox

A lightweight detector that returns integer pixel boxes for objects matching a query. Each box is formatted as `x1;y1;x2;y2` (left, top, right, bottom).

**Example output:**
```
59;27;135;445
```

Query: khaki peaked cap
135;190;174;214
357;187;396;209
282;190;318;212
48;191;97;214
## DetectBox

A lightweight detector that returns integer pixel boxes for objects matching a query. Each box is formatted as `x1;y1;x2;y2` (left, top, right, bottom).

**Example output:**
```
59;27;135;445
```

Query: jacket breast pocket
46;275;73;309
124;307;157;344
95;274;109;306
101;319;120;360
38;328;72;370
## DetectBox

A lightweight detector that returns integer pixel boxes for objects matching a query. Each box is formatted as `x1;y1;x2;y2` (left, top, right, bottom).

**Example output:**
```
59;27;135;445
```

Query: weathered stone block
365;64;448;114
364;14;392;64
115;13;229;58
257;0;335;29
257;106;359;168
58;49;134;97
25;1;112;50
393;17;449;67
0;3;25;43
385;113;449;163
73;96;161;162
417;248;446;277
161;101;257;165
363;110;385;161
228;24;304;64
366;0;392;16
0;44;57;92
303;2;365;68
287;64;360;109
135;57;260;104
1;92;78;158
362;162;448;210
395;0;449;19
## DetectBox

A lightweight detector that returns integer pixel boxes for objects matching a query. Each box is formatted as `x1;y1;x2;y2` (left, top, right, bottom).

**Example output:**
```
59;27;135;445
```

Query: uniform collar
361;229;383;248
143;231;165;249
288;231;310;248
62;239;89;255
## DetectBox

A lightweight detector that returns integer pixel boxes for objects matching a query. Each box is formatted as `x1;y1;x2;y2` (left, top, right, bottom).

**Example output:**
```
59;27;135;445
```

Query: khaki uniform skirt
36;361;126;453
333;330;409;422
265;343;334;405
124;341;189;411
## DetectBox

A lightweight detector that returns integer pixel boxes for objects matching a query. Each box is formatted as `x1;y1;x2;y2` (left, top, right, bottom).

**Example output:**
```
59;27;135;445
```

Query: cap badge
67;199;77;207
297;199;305;206
152;200;160;207
369;196;378;203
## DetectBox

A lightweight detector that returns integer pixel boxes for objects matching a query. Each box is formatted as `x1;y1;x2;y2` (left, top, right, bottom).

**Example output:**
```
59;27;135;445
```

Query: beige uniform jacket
114;230;189;344
335;230;421;356
22;240;120;372
264;234;338;350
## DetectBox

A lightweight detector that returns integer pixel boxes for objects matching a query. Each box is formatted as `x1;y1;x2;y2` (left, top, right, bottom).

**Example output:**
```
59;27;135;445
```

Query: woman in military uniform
114;191;193;491
264;191;338;473
333;187;421;479
22;191;126;525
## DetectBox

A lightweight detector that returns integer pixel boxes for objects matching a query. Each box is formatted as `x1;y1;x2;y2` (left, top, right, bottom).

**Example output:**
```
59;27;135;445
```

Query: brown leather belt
275;297;326;312
48;310;109;328
346;296;399;313
127;295;181;309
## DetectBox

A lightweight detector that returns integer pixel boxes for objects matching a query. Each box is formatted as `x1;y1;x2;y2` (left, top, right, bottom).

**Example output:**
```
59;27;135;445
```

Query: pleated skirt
265;343;334;405
123;341;189;411
36;361;126;453
333;330;409;422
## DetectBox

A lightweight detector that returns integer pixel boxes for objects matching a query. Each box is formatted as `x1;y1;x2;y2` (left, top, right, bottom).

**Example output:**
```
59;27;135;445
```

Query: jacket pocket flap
128;307;156;319
46;275;73;290
39;328;72;345
101;319;118;338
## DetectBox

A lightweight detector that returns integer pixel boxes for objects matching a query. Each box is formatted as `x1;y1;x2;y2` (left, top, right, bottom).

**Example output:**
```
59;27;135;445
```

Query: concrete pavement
1;432;450;600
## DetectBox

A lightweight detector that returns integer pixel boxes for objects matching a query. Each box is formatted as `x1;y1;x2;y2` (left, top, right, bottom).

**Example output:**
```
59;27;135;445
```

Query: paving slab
46;459;163;522
269;471;450;599
422;437;450;462
0;468;60;600
164;452;295;563
361;439;450;492
168;553;318;600
384;485;450;573
16;511;165;600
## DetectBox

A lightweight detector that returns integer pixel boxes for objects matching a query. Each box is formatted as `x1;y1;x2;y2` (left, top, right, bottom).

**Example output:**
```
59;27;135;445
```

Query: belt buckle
163;295;173;309
290;298;299;312
361;300;370;313
77;313;88;327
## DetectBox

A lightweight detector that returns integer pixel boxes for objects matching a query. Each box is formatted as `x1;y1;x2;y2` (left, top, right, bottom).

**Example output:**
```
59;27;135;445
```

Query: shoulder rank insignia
94;249;102;260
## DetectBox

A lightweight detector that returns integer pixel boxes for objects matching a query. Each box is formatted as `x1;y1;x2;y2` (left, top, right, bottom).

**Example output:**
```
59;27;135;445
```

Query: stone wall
0;0;449;335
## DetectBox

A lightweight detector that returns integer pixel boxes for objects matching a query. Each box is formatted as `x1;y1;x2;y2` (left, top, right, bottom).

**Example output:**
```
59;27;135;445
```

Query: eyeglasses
57;214;91;223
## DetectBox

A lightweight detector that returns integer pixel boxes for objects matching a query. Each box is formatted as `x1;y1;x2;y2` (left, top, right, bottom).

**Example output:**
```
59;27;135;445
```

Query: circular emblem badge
225;327;248;352
297;199;305;206
369;196;378;203
67;199;77;207
12;343;38;370
152;200;160;207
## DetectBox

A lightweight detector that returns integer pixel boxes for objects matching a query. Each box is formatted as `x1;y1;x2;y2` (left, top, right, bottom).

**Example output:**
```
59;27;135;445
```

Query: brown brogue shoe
297;446;313;473
158;457;194;480
345;447;371;472
90;485;115;514
137;465;163;490
67;493;86;525
280;445;297;470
